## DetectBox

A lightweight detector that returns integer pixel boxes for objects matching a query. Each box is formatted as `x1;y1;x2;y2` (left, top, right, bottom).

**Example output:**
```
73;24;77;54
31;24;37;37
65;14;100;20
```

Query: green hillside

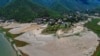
0;0;61;22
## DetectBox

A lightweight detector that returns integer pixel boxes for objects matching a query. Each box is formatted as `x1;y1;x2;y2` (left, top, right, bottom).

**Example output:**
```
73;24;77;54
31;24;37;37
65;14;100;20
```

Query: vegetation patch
0;27;28;47
0;27;21;38
13;40;29;47
84;19;100;37
92;44;100;56
42;24;67;34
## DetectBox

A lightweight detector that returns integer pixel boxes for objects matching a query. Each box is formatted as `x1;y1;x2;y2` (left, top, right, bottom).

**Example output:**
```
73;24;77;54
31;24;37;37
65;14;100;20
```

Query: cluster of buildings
34;13;88;27
0;12;89;26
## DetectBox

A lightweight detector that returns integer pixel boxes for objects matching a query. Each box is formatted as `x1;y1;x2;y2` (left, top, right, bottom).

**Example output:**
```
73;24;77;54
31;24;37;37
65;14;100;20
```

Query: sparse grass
20;50;29;56
74;33;81;36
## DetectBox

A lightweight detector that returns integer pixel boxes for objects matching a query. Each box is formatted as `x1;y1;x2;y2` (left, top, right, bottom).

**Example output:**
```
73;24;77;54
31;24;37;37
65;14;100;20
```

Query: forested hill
0;0;100;22
0;0;61;22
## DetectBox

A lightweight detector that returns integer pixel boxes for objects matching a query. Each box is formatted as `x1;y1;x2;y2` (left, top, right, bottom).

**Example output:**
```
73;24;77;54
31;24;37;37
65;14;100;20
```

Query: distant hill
0;0;10;7
1;0;100;12
32;0;100;11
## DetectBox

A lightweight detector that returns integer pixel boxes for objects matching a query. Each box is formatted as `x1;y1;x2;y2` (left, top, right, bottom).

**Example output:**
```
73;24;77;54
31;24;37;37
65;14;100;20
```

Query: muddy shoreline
92;41;100;56
0;27;28;56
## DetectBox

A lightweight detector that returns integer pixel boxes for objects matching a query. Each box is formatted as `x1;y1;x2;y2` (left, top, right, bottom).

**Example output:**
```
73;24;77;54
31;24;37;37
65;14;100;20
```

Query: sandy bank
2;23;43;34
57;25;84;37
